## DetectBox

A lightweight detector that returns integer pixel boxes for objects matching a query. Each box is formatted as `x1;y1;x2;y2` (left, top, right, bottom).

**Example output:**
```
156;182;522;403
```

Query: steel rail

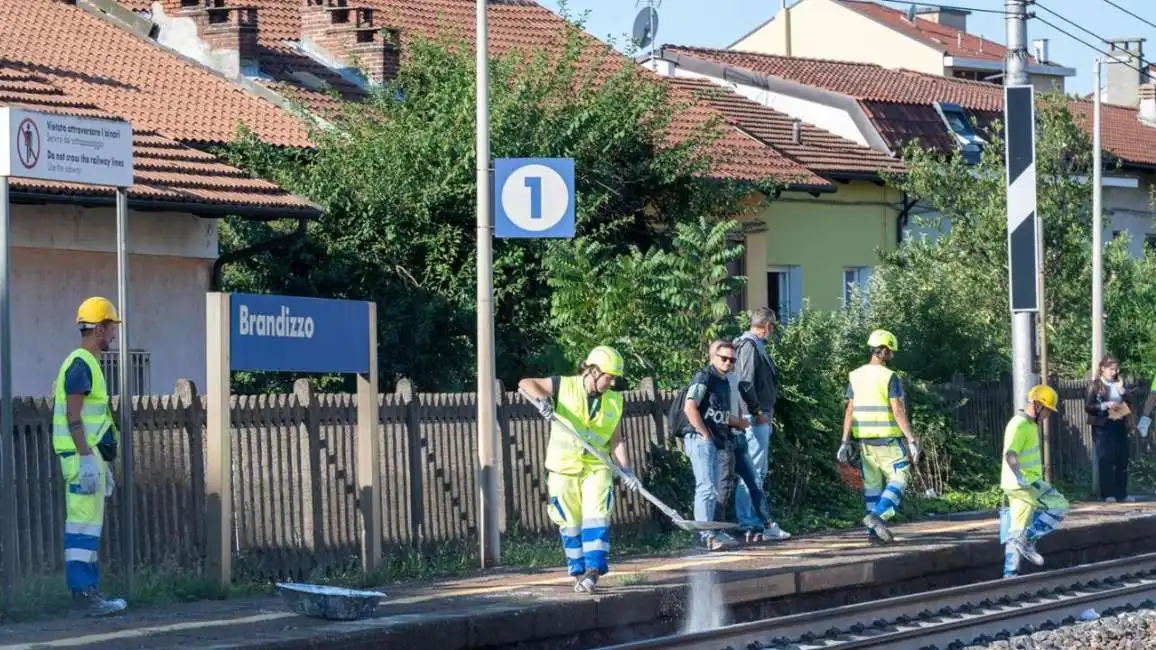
597;552;1156;650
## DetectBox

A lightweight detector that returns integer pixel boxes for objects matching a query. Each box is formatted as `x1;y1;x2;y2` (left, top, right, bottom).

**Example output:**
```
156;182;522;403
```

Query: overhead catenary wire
1094;0;1156;32
1032;14;1151;77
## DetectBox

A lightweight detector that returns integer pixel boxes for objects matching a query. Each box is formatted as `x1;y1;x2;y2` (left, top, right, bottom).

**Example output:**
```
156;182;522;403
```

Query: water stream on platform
682;568;728;634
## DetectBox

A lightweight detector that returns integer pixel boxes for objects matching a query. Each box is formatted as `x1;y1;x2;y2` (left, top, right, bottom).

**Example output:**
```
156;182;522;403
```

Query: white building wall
10;203;216;397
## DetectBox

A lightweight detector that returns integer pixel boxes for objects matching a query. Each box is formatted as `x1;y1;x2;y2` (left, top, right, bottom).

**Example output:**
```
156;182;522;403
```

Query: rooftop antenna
632;0;662;71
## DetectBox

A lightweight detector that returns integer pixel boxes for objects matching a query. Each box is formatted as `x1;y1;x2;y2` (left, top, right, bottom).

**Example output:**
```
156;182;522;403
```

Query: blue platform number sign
494;157;575;239
229;293;371;374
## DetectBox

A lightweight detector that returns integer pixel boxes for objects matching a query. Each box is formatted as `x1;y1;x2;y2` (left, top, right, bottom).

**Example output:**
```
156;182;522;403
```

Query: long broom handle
517;387;687;522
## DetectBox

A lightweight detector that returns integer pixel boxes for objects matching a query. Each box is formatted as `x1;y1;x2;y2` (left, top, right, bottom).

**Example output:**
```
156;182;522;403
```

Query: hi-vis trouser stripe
1004;84;1039;313
546;468;614;576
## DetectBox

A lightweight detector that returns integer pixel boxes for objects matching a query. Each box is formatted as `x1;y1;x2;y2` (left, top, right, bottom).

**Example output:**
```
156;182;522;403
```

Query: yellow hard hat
867;329;898;351
1028;384;1058;411
584;345;625;377
76;297;121;326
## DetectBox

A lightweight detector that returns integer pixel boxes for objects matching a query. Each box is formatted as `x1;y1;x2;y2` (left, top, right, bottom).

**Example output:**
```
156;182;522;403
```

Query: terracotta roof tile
668;77;904;175
836;0;1027;64
664;45;1156;168
0;0;311;147
0;65;317;214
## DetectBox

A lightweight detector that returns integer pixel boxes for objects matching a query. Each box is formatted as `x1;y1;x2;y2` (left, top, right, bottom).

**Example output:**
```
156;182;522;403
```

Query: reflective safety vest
544;375;624;475
1001;413;1042;489
52;348;116;455
848;363;902;439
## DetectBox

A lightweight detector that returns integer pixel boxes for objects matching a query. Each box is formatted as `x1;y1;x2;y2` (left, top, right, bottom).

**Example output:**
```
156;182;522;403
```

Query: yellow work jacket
544;375;623;475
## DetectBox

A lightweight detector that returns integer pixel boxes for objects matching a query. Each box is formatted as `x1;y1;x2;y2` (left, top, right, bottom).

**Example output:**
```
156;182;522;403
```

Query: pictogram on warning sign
16;118;39;170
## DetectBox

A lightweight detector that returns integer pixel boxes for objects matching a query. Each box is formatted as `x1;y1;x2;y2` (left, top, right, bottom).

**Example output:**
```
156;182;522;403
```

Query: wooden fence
2;374;1147;585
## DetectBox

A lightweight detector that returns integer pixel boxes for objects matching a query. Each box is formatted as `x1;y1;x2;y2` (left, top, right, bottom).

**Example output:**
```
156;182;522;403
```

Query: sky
538;0;1156;96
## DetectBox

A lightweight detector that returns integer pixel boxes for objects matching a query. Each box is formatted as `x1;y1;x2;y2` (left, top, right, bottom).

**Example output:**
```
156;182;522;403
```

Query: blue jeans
684;432;720;541
734;416;772;530
732;436;771;530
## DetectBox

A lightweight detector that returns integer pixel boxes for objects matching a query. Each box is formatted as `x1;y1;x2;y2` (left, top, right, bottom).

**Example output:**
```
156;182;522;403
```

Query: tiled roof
0;65;318;214
0;0;311;147
836;0;1032;64
118;0;828;184
663;45;1156;168
667;77;903;175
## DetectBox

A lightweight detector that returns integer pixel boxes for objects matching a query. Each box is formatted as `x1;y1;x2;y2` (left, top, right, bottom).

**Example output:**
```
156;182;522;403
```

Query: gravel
957;605;1156;650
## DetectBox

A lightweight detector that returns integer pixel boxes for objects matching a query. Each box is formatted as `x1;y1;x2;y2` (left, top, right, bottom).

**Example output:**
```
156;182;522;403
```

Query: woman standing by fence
1085;356;1137;503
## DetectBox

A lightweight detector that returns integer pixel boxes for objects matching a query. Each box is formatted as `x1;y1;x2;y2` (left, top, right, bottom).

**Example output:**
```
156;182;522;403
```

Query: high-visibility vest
544;375;624;475
1001;413;1042;489
52;348;116;455
848;363;902;439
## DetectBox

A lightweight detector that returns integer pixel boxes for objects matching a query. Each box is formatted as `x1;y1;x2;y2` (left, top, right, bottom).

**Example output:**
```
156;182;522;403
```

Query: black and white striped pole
1004;0;1040;412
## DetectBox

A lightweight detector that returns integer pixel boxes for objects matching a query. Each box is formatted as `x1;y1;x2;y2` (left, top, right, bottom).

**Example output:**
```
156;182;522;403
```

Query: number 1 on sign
524;176;542;220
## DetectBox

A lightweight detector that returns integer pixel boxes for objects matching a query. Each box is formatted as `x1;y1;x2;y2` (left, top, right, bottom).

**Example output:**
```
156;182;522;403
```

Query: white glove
105;462;116;498
837;441;853;464
78;455;100;494
1138;416;1151;437
907;440;921;464
618;467;642;493
534;398;554;421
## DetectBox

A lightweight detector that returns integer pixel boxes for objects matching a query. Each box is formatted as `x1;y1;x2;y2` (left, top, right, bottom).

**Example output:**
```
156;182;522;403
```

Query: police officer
1001;384;1068;578
52;297;127;616
518;345;642;594
838;330;919;543
682;340;751;551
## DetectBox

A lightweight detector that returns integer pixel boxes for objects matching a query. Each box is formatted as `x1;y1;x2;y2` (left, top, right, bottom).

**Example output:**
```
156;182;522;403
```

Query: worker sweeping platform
838;329;920;543
517;346;642;594
52;297;128;616
1000;384;1068;578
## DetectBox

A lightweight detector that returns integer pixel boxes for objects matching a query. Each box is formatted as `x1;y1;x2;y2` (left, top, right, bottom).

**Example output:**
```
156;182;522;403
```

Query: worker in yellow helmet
52;297;127;616
518;345;641;594
1000;384;1068;578
837;329;919;543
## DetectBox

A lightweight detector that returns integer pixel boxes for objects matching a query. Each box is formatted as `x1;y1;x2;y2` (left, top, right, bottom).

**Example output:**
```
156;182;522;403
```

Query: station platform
3;501;1156;650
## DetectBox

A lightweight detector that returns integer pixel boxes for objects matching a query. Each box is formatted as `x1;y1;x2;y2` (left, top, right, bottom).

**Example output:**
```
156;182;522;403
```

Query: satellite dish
632;6;659;50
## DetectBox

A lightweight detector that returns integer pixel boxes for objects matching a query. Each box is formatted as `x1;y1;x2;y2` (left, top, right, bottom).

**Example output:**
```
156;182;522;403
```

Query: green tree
544;216;746;387
220;22;758;392
874;92;1154;382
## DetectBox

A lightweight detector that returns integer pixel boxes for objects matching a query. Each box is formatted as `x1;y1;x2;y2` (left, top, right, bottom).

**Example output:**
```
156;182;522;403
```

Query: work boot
74;589;127;617
1012;535;1044;567
574;569;599;594
862;513;894;543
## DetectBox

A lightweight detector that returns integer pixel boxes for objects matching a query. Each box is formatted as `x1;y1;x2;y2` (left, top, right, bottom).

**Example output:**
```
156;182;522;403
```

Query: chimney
155;1;260;79
301;0;400;85
791;118;801;145
1032;38;1049;63
1105;38;1148;106
915;7;969;32
1140;83;1156;127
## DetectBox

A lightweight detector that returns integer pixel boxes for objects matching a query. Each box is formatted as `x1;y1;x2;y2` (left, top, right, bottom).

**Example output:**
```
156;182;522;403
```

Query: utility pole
476;0;501;567
1005;0;1037;412
1092;57;1105;375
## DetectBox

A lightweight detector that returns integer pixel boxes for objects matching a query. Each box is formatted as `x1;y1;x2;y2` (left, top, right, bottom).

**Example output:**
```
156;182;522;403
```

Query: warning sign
0;107;133;187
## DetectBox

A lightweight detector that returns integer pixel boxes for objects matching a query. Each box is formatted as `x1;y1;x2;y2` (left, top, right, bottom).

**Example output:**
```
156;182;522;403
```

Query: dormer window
934;102;985;164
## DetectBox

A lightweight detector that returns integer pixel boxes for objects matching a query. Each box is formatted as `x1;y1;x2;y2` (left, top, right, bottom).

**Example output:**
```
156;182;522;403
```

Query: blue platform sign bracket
229;293;371;374
494;157;576;239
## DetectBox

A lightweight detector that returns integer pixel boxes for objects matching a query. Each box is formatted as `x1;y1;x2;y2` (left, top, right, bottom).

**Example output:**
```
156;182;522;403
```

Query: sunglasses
717;355;736;363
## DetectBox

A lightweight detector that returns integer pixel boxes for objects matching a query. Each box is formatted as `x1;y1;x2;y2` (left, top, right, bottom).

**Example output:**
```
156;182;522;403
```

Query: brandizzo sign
229;293;371;373
237;304;316;339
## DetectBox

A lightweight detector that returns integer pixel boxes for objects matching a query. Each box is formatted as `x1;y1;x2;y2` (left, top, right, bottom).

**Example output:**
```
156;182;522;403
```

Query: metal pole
1036;198;1052;481
1092;57;1105;374
476;0;500;568
1006;0;1035;409
0;177;14;608
1091;57;1104;496
115;187;134;596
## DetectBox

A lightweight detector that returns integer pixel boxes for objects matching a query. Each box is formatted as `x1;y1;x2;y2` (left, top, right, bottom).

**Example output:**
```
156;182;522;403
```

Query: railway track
598;552;1156;650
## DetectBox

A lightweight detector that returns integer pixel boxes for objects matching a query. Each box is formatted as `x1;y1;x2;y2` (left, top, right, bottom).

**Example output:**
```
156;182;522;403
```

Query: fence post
293;379;325;561
640;377;664;447
495;379;512;535
175;379;206;566
396;378;423;547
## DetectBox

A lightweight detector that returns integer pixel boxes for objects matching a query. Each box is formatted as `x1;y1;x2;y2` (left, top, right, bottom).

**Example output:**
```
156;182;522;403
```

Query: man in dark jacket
732;307;792;542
